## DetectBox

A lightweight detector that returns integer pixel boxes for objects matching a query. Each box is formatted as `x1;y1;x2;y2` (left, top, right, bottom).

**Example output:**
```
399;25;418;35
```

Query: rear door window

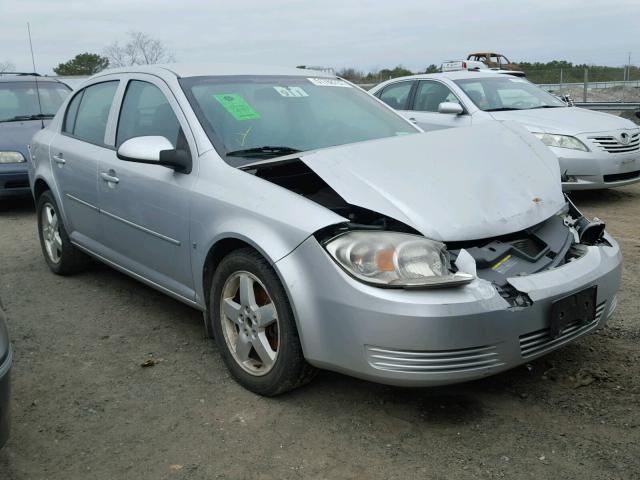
65;81;118;145
378;81;414;110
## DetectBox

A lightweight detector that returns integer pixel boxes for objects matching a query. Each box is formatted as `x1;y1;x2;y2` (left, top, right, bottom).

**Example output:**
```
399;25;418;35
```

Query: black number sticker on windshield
307;78;351;88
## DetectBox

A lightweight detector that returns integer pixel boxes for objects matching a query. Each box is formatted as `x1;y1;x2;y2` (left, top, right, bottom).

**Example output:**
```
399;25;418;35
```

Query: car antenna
27;22;45;129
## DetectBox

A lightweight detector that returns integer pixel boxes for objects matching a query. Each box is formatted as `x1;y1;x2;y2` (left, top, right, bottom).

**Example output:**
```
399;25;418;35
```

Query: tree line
4;42;639;85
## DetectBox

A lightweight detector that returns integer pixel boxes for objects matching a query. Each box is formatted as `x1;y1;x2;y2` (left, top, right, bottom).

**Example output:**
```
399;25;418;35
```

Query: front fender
190;154;346;305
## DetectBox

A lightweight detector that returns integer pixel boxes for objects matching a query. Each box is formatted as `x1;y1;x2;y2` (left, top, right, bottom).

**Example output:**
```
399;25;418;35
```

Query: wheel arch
201;233;287;311
33;177;51;201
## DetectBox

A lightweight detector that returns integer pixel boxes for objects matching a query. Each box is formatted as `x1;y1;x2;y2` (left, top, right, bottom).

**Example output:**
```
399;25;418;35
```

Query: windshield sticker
213;94;261;121
273;86;309;97
307;77;351;88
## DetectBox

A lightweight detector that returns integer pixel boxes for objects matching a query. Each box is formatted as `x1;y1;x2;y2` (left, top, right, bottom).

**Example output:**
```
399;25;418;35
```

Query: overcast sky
1;0;639;75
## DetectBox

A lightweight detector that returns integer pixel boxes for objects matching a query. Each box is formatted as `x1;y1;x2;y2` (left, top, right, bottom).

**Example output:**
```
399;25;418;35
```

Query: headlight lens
324;231;474;288
532;133;589;152
0;151;26;164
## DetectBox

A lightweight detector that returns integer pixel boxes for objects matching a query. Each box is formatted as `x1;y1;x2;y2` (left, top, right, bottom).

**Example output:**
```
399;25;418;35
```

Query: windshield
180;75;417;164
0;81;71;122
454;76;566;111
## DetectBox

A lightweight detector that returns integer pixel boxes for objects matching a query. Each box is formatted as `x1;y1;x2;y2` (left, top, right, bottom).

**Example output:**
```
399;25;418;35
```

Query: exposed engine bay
244;159;607;296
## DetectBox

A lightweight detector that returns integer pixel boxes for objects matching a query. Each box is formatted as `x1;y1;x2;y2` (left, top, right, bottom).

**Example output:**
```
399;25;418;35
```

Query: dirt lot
0;185;639;480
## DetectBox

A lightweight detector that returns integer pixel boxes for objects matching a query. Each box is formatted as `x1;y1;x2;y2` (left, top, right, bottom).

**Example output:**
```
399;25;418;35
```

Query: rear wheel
36;191;91;275
210;248;316;396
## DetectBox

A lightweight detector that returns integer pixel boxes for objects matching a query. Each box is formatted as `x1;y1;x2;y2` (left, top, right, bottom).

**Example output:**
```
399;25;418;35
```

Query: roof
0;73;66;84
468;52;502;56
91;63;335;80
384;70;508;82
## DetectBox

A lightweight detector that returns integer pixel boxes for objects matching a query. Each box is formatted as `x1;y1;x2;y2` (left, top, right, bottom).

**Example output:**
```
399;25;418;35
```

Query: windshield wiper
226;146;302;158
0;113;54;122
528;105;564;109
484;107;519;112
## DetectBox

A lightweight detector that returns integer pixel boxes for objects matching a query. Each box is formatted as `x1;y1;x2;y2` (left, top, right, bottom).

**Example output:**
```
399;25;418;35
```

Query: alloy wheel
41;203;62;264
219;271;280;376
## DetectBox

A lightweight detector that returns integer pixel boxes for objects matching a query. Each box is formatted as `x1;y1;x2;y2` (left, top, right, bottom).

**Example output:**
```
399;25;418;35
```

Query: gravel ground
0;185;639;480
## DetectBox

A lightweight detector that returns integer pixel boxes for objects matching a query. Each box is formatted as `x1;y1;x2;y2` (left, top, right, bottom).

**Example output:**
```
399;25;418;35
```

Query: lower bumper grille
519;300;606;358
603;170;640;183
366;344;503;374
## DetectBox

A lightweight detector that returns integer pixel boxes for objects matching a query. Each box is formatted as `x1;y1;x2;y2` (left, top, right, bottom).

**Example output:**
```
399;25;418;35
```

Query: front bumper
277;235;622;387
551;145;640;191
0;346;11;448
0;166;31;198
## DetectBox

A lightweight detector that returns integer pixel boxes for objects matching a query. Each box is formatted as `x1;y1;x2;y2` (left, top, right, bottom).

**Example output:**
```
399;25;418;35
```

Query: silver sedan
29;64;621;395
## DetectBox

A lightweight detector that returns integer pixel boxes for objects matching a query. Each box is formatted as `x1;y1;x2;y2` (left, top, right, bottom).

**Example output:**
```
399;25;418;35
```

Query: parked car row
23;64;621;397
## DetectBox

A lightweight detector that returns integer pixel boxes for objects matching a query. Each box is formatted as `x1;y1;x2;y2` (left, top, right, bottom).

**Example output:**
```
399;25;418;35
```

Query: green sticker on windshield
213;93;261;121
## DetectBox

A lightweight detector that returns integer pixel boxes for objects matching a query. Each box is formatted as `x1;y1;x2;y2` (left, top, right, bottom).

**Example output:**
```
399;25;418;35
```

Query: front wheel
36;191;91;275
210;248;316;396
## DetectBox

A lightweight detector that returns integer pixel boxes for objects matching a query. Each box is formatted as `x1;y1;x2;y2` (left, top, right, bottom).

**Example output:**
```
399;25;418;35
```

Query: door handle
100;171;120;184
53;153;66;165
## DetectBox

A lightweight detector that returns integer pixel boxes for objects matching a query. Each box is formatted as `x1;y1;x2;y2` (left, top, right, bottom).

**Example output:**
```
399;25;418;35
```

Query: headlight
0;151;26;164
324;231;474;288
532;133;589;152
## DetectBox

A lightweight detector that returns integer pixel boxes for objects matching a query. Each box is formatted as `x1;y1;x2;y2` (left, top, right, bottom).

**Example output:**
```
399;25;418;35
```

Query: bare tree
0;61;15;73
104;31;174;67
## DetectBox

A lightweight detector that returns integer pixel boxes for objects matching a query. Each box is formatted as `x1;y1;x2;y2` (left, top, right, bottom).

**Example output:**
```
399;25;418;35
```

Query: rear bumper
0;346;11;448
277;235;622;387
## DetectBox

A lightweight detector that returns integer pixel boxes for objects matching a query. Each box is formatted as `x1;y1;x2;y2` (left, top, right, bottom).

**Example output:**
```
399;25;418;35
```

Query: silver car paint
277;233;620;385
370;72;640;190
29;64;622;387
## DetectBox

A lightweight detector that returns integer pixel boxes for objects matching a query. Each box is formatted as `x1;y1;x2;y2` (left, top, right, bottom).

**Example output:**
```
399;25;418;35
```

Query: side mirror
117;136;191;173
635;110;640;120
438;102;464;115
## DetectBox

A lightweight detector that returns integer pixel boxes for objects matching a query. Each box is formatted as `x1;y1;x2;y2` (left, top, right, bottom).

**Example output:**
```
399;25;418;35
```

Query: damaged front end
448;197;608;307
243;157;605;297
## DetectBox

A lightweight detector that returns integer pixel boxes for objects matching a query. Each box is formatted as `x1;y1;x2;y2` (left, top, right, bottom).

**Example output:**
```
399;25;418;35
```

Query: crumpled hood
298;121;565;242
489;106;638;136
0;119;48;158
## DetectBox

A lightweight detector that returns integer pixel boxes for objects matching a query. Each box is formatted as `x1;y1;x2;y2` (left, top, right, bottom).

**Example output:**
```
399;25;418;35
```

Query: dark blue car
0;73;70;199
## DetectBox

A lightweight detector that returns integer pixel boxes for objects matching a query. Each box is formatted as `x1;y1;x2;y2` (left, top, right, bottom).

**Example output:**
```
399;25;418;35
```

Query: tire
36;190;91;275
209;248;316;396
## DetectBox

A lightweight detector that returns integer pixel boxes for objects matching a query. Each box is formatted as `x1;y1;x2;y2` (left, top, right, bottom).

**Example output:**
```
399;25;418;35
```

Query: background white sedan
370;72;640;190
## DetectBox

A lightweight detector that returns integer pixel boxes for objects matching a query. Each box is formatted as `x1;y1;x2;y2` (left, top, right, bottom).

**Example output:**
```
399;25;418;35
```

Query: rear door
97;75;197;301
49;80;119;244
407;80;472;132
